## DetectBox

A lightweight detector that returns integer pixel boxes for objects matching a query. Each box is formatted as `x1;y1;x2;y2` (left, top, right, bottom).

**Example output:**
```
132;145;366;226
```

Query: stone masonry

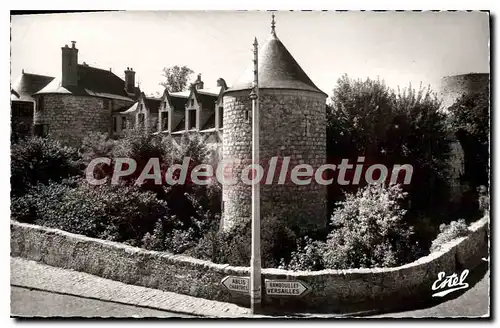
222;89;327;234
34;94;133;147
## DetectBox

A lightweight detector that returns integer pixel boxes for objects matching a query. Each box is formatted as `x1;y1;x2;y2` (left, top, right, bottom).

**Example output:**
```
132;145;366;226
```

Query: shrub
11;137;82;196
81;132;117;163
323;184;420;269
478;185;489;216
279;236;326;271
11;180;173;243
188;214;297;268
430;219;470;252
141;219;166;251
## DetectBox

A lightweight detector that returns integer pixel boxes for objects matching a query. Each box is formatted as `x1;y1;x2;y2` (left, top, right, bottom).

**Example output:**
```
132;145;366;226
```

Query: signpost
249;36;261;314
222;276;310;298
221;276;250;293
265;279;310;297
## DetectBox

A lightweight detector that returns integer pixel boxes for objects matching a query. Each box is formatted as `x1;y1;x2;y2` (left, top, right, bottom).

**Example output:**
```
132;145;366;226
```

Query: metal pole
249;37;261;314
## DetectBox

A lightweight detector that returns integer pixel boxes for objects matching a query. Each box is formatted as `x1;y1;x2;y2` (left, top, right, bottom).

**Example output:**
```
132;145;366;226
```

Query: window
138;113;145;128
33;124;48;137
161;112;169;131
190;99;194;107
188;110;196;130
122;116;127;130
218;107;223;128
36;96;44;112
113;117;118;133
244;110;250;122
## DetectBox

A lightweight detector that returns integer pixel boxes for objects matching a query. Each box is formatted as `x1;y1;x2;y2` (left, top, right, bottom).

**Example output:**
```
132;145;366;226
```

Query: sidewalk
10;257;258;318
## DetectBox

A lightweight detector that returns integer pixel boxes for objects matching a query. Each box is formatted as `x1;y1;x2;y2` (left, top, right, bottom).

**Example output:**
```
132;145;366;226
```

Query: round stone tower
222;16;327;234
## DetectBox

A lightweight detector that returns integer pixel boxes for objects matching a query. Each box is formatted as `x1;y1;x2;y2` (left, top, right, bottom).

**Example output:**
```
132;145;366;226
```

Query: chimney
124;67;136;94
194;73;204;90
61;41;78;87
217;78;227;89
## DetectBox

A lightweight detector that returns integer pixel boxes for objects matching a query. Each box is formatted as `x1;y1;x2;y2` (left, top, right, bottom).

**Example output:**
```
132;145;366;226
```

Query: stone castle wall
439;73;489;109
222;89;327;234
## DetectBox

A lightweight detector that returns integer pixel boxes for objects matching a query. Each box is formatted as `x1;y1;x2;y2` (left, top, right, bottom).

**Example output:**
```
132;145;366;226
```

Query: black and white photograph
8;8;490;319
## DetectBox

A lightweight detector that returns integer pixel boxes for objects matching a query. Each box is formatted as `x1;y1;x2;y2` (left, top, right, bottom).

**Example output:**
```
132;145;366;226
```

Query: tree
160;65;194;92
327;75;452;223
447;86;490;189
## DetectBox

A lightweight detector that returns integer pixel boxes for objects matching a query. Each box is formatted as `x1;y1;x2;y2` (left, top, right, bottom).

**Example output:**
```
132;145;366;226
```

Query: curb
10;257;260;318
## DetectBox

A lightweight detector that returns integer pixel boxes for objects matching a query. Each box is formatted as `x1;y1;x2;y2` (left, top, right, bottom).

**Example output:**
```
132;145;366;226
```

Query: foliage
11;137;82;197
430;219;470;252
160;65;194;92
11;180;173;243
279;236;326;271
323;184;421;269
187;214;297;268
478;185;489;215
81;132;117;164
327;75;452;220
447;87;490;189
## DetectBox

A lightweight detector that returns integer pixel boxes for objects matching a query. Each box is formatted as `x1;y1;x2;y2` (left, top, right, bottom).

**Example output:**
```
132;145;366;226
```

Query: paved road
10;257;490;318
372;267;490;318
11;286;192;318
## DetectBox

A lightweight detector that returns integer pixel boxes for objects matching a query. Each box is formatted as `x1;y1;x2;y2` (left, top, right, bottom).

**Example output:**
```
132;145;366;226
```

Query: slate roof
201;112;215;130
35;64;138;101
196;91;218;110
11;72;54;102
226;30;326;96
169;93;188;112
145;97;161;114
172;118;185;132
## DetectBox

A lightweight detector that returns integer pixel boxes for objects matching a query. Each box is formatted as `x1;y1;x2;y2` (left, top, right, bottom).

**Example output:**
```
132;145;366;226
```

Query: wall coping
10;215;489;277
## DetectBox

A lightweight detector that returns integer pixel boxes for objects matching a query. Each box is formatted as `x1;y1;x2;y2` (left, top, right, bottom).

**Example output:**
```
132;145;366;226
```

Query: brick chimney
217;78;227;89
194;74;204;90
124;67;136;94
61;41;78;87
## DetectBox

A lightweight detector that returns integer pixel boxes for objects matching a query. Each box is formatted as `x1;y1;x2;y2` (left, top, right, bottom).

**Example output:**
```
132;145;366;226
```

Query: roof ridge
21;72;55;79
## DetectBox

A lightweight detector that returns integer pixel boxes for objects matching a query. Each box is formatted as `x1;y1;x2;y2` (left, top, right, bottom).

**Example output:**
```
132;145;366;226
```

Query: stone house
23;41;141;146
115;92;161;135
10;71;54;139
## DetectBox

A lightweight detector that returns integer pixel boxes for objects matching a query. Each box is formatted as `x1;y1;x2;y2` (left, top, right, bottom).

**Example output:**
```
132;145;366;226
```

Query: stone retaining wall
10;216;489;314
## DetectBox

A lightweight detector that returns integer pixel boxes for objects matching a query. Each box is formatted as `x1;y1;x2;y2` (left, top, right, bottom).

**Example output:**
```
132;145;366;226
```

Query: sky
10;11;490;98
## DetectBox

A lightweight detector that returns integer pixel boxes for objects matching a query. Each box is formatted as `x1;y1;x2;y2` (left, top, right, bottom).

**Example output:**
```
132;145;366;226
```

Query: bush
188;214;297;268
323;184;421;269
279;236;326;271
11;180;173;243
11;137;82;196
430;219;470;252
478;185;489;216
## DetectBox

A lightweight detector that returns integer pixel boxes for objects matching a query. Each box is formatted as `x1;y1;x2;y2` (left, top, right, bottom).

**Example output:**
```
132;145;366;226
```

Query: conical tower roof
226;14;326;96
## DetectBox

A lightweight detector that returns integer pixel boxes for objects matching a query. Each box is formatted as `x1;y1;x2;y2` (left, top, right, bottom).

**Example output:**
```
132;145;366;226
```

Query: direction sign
221;276;249;293
265;279;309;297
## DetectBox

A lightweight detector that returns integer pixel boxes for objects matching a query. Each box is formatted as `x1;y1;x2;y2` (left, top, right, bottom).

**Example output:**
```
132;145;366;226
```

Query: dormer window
190;99;194;107
138;113;145;128
188;109;196;130
161;112;169;131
